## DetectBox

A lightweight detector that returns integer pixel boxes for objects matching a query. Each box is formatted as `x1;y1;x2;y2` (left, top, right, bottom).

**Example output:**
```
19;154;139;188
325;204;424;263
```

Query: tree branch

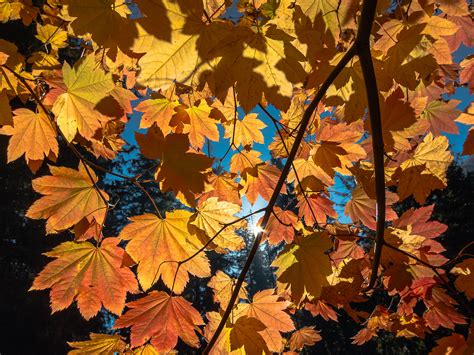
355;0;385;291
203;40;358;355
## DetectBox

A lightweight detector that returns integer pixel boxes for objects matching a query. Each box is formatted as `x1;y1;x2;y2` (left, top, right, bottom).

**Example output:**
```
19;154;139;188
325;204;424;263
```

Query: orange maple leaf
6;108;58;172
30;238;138;319
119;211;210;293
114;291;204;351
26;163;108;234
288;326;322;352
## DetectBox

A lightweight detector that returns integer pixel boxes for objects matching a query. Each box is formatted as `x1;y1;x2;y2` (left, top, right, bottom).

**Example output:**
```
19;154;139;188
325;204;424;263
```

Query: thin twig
203;39;358;355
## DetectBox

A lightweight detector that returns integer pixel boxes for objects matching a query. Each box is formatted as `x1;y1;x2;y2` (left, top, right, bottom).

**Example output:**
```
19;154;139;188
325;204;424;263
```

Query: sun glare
251;225;264;235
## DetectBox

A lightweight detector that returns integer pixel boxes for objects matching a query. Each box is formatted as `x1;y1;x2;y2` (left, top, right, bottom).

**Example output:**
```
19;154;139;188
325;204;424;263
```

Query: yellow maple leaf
190;197;244;252
68;333;126;355
52;55;115;141
208;270;248;310
224;113;266;148
36;23;68;51
26;163;109;234
135;95;179;132
6;108;58;171
234;289;295;353
119;211;210;293
182;100;219;149
401;133;453;184
272;232;332;303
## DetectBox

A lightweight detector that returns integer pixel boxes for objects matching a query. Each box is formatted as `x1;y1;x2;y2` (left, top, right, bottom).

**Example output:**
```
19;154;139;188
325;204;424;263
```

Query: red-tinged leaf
451;258;474;300
263;207;299;245
305;300;339;322
393;205;447;238
420;99;461;136
423;303;466;331
114;291;204;351
30;238;138;319
351;328;377;345
430;333;472;355
288;326;322;351
242;163;282;204
330;238;365;265
297;193;337;226
344;187;398;230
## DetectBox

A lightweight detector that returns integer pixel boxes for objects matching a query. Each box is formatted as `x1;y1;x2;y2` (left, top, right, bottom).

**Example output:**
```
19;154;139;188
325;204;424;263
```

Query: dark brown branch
355;0;385;291
259;103;320;228
203;42;358;355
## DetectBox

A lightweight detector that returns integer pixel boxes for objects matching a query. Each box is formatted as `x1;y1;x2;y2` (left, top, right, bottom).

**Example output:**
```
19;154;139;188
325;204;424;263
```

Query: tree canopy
0;0;473;354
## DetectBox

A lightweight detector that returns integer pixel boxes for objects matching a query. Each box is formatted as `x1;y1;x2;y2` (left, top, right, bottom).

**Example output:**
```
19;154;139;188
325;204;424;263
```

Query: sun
251;224;264;236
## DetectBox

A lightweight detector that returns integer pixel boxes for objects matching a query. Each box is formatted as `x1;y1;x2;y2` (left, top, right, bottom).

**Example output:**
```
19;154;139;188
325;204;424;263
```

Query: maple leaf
297;193;337;226
385;25;438;89
190;197;244;252
134;0;229;90
230;149;262;175
451;259;474;301
288;157;333;187
135;94;179;131
401;133;453;185
30;238;138;319
288;326;322;352
26;163;108;234
375;87;417;150
154;131;213;206
208;270;248;310
229;316;270;354
201;173;241;206
419;99;461;136
424;302;466;331
36;23;68;51
344;187;398;230
242;163;282;204
430;333;472;355
272;232;332;303
179;100;219;149
52;55;115;141
68;333;126;355
264;206;299;245
115;291;204;351
6;108;58;172
66;0;135;50
208;24;307;112
234;289;295;352
119;211;210;293
393;205;447;239
224;113;267;148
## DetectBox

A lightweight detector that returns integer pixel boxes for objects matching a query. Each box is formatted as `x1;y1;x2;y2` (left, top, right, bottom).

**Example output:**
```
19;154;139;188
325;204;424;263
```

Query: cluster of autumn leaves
1;0;474;353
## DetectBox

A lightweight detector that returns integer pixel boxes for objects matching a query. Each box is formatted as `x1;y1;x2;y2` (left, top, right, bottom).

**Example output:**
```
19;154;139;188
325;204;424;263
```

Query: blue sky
118;44;473;225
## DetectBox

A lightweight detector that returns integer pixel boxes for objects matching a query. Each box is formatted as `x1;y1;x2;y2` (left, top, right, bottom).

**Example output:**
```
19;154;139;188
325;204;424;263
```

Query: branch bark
356;0;385;291
204;1;381;351
203;37;358;355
